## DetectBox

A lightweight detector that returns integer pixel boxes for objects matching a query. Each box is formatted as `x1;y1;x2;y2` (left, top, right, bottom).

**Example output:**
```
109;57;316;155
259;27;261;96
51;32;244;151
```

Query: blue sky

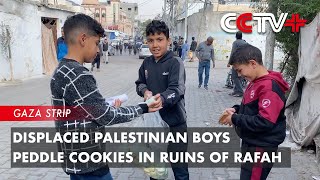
69;0;163;20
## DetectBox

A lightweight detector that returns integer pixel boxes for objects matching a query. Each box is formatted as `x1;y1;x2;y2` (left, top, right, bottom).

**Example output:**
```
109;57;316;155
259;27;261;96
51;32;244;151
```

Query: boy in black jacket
135;20;189;180
50;14;162;180
221;44;289;180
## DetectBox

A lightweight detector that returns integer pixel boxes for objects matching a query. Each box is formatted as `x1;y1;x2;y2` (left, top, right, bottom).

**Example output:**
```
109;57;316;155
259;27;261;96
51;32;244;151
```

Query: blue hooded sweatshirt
57;37;68;61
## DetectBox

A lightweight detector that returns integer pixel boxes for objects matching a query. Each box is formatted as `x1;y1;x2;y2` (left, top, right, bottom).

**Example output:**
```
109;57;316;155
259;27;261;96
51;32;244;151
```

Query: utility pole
163;0;176;39
184;0;188;41
197;0;208;43
163;0;167;20
265;0;276;70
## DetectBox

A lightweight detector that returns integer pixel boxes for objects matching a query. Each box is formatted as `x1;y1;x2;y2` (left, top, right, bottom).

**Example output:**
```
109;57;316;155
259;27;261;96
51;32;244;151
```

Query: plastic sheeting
41;24;58;75
286;13;320;146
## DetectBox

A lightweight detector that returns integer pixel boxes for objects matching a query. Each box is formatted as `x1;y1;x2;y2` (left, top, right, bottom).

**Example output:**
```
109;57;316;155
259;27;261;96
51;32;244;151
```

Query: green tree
139;19;152;38
270;0;320;85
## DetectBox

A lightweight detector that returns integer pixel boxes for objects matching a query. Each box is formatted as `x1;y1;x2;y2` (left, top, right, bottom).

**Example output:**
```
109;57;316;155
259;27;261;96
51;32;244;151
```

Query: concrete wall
119;2;138;21
0;0;74;81
175;10;285;68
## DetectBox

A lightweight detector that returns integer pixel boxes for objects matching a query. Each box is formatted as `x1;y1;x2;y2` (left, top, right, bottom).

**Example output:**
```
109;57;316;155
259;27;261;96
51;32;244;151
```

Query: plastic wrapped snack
144;166;168;179
132;111;169;179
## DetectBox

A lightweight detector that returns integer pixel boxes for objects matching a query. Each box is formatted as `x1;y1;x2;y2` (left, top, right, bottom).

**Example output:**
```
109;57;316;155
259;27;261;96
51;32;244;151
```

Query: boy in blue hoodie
221;44;289;180
56;27;68;61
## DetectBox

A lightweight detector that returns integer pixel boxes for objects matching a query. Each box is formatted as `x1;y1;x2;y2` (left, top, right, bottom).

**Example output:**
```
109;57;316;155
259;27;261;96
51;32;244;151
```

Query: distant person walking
189;37;197;62
128;43;133;55
196;36;215;90
119;42;123;55
102;38;109;64
181;40;189;62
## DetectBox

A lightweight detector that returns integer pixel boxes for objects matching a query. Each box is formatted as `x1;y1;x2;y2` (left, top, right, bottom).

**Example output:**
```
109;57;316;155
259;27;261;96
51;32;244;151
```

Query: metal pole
163;0;167;21
184;0;188;41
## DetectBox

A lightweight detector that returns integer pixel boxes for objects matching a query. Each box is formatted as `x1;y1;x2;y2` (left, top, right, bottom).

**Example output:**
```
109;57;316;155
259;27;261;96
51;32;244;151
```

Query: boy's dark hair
192;37;195;40
146;20;169;39
230;44;263;65
63;14;105;44
236;31;242;39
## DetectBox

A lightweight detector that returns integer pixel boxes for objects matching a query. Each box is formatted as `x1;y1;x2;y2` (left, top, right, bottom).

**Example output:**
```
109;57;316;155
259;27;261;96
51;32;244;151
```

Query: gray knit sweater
50;58;148;175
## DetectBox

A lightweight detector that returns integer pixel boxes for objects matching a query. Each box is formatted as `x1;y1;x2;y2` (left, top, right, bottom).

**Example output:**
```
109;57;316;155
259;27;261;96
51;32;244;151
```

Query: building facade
0;0;76;81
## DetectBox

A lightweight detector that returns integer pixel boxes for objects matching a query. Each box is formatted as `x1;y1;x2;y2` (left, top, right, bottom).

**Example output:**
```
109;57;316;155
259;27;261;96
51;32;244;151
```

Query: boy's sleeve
160;60;186;107
211;47;215;62
196;44;201;60
231;90;284;132
135;61;148;97
232;105;240;113
64;70;148;126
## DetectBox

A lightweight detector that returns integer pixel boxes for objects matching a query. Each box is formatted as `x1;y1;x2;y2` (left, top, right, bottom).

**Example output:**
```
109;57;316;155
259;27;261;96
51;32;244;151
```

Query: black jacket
135;51;187;127
190;40;197;51
232;71;289;147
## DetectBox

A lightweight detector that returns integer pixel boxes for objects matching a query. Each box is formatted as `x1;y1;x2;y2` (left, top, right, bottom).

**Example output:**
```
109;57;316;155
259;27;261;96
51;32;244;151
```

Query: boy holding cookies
220;44;289;180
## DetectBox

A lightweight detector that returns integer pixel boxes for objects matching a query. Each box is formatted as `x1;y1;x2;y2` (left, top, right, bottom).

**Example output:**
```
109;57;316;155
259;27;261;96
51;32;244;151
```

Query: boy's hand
147;94;163;112
222;113;233;126
144;90;153;101
114;99;122;108
220;108;235;126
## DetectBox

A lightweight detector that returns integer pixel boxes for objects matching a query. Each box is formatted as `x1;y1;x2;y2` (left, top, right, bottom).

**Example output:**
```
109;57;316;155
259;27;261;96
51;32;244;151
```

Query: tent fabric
286;13;320;146
41;24;58;75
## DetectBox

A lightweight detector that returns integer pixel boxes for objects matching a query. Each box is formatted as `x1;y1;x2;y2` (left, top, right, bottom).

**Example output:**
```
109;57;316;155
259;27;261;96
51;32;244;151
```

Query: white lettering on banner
14;109;41;118
13;152;64;163
159;152;205;163
220;13;288;33
13;108;71;118
234;152;282;163
192;132;230;143
12;132;89;143
220;13;237;33
46;109;71;118
94;132;188;144
69;152;133;163
210;152;229;163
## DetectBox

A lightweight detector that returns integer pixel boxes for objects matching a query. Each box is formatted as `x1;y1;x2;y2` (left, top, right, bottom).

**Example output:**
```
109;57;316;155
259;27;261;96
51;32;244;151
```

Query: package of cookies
218;111;229;124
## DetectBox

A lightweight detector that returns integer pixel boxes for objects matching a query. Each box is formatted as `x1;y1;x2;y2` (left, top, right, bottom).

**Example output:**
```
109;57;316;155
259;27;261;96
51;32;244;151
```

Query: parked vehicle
139;44;152;59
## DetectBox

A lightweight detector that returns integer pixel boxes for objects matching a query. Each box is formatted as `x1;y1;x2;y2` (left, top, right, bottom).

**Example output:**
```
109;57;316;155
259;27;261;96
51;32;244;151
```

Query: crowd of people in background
113;41;141;56
56;25;244;96
52;16;288;180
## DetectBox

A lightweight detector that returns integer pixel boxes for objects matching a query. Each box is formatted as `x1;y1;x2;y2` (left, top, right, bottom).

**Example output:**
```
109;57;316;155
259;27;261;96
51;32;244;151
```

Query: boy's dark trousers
240;141;276;180
150;123;189;180
92;55;101;69
231;67;244;95
178;48;182;58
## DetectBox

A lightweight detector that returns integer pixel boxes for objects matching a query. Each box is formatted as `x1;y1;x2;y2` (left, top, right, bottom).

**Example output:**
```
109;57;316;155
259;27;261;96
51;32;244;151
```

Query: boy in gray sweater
50;14;162;180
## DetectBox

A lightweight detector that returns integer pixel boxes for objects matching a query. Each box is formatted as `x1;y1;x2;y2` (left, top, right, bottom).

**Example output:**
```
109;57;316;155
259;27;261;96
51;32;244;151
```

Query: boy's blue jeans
70;172;113;180
198;60;211;87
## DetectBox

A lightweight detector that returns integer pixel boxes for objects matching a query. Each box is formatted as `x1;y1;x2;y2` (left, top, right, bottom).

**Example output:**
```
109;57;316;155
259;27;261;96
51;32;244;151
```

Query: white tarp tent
286;13;320;146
